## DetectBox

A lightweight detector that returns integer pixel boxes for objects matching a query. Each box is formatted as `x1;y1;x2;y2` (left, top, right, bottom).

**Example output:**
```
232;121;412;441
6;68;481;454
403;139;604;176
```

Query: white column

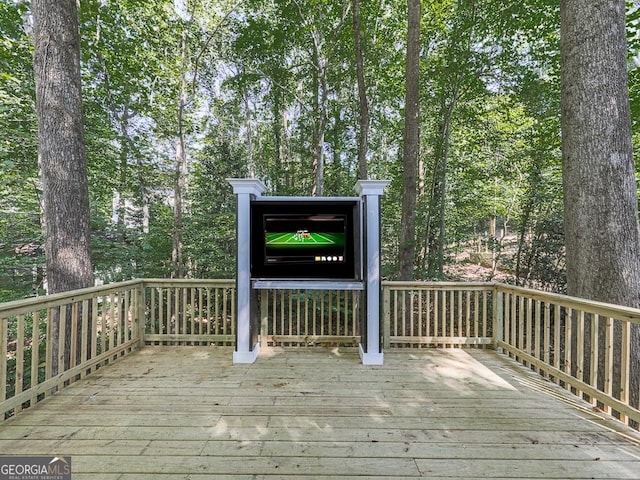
227;178;266;364
355;180;391;365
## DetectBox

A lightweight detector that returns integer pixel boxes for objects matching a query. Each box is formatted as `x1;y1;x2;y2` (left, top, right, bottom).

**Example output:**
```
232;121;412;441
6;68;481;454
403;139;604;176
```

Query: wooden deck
1;347;640;479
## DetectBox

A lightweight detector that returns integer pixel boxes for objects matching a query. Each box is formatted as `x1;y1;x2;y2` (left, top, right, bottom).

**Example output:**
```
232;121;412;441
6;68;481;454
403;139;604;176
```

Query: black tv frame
250;198;361;280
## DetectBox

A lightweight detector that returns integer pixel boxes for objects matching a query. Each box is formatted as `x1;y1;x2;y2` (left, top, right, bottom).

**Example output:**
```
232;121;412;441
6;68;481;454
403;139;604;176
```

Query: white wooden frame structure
227;178;390;364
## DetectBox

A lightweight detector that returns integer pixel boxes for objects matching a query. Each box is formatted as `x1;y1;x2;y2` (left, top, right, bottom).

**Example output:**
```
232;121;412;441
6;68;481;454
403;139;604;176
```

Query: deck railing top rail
0;279;142;318
496;283;640;325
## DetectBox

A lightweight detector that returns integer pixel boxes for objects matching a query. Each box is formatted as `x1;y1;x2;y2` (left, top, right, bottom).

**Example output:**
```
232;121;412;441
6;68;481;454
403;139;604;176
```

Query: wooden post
260;290;268;346
382;284;391;349
493;287;503;352
137;281;147;348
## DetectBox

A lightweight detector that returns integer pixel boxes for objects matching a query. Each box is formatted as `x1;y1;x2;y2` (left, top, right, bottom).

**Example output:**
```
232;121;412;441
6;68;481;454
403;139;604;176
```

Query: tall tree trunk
424;91;458;279
172;28;188;279
561;0;640;414
272;92;283;193
33;0;94;375
311;57;328;197
244;90;256;177
352;0;369;180
398;0;421;280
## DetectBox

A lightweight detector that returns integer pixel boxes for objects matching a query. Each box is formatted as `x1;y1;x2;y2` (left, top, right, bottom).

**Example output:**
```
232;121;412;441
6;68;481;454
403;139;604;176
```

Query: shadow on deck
1;346;640;479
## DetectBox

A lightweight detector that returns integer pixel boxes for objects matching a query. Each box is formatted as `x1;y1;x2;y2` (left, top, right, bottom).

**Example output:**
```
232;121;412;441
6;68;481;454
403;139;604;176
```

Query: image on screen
264;214;346;265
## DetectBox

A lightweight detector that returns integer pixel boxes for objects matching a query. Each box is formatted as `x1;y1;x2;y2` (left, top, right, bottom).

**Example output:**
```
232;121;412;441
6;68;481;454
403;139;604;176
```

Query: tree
560;0;640;412
32;0;94;377
32;0;93;294
0;1;42;301
352;0;369;180
398;0;420;281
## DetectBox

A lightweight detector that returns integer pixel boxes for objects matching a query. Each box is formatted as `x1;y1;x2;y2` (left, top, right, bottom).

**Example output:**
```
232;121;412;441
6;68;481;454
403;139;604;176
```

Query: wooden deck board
1;346;640;479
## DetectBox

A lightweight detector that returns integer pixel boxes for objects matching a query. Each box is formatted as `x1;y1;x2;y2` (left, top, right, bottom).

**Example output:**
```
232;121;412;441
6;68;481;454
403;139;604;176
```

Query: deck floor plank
1;346;640;479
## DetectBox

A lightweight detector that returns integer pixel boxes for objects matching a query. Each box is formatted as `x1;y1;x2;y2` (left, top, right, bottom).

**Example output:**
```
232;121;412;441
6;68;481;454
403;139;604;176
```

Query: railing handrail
3;280;638;322
383;280;494;289
495;283;640;324
141;278;236;287
0;279;143;318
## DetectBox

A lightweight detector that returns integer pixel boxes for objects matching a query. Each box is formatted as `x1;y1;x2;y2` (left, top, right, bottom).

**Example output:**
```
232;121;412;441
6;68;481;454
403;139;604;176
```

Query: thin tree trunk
311;57;328;197
244;91;255;177
352;0;369;180
398;0;421;281
424;92;457;279
172;28;188;279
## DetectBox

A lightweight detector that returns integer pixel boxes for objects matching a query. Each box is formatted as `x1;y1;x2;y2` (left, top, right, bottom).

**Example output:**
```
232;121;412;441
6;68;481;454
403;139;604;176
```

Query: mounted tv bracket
227;178;391;365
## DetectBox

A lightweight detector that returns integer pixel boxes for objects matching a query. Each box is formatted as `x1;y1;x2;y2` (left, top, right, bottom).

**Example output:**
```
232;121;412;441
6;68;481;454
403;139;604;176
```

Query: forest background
2;0;640;302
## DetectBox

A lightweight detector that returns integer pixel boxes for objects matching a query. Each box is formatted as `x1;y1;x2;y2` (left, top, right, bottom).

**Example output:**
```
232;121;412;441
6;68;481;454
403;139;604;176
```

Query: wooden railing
258;288;360;346
1;279;639;431
143;279;236;346
0;280;144;420
383;282;494;348
494;284;640;430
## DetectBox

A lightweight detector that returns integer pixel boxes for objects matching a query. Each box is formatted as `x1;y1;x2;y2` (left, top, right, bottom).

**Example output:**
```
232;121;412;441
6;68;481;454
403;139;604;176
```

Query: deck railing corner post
382;283;391;350
137;280;147;348
493;285;504;353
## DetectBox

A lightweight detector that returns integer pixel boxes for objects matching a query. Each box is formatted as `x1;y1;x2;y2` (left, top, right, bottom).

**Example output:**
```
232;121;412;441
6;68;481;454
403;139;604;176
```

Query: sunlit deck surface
2;347;640;479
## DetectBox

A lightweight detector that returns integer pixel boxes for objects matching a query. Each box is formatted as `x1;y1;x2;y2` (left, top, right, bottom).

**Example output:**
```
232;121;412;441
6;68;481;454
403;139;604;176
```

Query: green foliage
1;0;635;297
0;1;43;300
184;133;247;278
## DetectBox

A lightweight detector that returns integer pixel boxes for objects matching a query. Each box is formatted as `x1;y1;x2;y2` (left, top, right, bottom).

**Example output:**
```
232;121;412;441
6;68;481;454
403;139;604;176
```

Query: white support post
228;178;266;364
355;180;391;365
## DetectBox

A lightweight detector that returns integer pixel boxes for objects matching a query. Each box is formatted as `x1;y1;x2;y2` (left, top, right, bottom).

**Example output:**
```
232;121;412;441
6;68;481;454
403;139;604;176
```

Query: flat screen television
250;199;361;280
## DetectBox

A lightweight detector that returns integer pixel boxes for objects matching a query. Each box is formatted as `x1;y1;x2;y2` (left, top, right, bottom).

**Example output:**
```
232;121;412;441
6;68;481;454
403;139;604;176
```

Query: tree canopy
1;0;639;301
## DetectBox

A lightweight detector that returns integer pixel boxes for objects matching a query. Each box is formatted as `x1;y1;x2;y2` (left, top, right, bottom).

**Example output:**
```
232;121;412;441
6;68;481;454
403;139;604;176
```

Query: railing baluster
296;289;302;341
91;297;98;369
30;310;40;406
449;290;455;343
589;314;599;405
312;290;317;337
58;305;67;388
439;289;445;346
553;304;561;379
15;314;24;413
0;314;7;407
189;287;196;343
482;292;488;338
71;303;79;368
543;303;550;377
620;320;631;425
565;307;573;391
391;289;397;338
473;290;479;340
534;300;541;372
229;286;235;341
328;290;333;341
576;310;585;399
510;293;517;357
518;295;525;364
125;289;131;347
383;287;391;349
434;289;440;340
81;299;89;374
604;316;614;413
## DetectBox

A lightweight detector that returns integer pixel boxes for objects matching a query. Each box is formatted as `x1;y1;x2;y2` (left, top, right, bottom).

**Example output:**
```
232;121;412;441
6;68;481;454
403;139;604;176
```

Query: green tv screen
250;200;360;279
